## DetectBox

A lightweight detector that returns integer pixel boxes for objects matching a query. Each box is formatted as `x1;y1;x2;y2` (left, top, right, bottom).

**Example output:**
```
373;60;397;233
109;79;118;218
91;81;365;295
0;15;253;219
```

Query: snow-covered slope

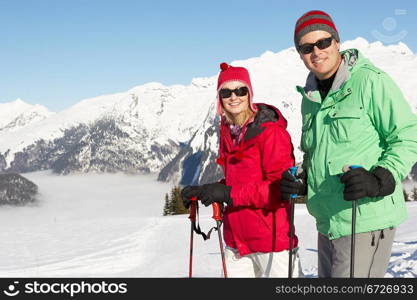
0;99;53;133
0;38;416;180
0;172;415;277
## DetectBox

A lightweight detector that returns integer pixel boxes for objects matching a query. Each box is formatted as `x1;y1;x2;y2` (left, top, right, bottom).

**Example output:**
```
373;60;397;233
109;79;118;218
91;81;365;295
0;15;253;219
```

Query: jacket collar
296;48;361;104
220;103;285;152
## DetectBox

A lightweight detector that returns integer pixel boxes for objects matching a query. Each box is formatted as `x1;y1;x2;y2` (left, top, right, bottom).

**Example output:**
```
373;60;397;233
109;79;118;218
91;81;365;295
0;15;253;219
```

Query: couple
181;10;417;278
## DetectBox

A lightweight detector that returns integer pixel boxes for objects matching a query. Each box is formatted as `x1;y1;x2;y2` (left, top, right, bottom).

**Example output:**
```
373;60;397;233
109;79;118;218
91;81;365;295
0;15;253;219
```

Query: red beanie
294;10;340;49
216;62;256;115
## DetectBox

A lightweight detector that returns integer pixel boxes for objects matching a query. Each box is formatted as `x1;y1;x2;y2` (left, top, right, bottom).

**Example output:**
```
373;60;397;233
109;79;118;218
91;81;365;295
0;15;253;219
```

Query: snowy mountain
0;99;53;133
0;37;416;181
0;82;214;174
158;102;224;185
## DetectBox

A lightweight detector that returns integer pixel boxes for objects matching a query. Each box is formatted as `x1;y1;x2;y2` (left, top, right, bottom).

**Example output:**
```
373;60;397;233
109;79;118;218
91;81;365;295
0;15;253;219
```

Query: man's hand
280;169;307;201
340;167;395;201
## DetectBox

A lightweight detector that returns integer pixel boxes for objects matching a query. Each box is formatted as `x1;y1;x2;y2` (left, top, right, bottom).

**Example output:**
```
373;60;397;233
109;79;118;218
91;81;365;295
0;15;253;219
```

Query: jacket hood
220;103;287;129
251;103;287;128
242;103;288;142
219;103;288;147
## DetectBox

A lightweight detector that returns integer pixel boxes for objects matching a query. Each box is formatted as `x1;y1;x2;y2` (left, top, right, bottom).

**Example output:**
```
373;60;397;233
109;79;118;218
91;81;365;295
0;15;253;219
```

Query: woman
181;62;301;277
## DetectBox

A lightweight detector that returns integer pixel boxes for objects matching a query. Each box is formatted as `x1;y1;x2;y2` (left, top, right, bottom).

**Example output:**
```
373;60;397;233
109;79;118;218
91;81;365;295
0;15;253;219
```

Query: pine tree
163;193;171;216
412;187;417;201
403;189;410;201
162;186;192;216
168;187;177;214
173;186;189;215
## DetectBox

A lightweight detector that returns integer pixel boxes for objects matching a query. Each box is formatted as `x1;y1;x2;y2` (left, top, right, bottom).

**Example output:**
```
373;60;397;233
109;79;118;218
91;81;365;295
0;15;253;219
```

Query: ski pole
212;202;228;278
342;164;361;279
288;166;298;278
188;196;197;278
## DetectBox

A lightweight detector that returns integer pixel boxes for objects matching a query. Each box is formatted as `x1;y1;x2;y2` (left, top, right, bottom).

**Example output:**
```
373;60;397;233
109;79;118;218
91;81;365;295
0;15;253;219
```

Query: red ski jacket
217;103;298;256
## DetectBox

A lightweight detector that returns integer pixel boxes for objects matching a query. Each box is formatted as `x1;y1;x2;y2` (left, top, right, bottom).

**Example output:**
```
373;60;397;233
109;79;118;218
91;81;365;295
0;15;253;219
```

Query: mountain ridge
1;37;416;182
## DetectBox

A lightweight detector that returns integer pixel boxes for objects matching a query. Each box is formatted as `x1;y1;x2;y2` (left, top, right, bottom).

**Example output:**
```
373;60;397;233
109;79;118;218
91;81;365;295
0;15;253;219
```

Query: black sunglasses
298;37;334;54
219;86;249;98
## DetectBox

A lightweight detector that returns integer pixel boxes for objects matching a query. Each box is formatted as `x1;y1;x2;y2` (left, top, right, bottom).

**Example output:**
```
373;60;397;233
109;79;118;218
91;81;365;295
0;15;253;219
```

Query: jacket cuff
225;185;233;206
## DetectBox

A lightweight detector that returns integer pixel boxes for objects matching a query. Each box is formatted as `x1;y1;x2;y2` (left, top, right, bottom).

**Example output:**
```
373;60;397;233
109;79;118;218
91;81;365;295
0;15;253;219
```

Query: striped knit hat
294;10;340;50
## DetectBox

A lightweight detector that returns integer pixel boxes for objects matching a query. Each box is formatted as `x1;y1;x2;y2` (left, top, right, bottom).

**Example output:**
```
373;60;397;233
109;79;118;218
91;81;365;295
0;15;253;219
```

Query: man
281;10;417;277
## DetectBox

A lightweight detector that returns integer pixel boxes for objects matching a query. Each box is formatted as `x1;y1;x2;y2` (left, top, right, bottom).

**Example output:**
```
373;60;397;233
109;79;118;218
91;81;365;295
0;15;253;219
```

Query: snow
0;172;415;277
0;99;53;133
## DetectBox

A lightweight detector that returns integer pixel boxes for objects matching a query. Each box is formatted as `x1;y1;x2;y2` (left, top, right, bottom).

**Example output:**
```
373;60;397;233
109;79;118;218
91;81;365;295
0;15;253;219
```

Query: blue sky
0;0;416;111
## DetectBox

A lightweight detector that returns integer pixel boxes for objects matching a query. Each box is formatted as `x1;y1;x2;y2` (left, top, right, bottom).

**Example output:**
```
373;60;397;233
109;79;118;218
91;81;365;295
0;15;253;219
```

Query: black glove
181;183;232;208
181;185;202;209
280;169;307;201
340;166;396;201
198;183;232;207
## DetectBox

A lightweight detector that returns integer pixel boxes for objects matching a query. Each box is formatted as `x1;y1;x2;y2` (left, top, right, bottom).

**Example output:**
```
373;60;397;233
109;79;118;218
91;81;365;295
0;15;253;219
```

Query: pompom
220;62;229;71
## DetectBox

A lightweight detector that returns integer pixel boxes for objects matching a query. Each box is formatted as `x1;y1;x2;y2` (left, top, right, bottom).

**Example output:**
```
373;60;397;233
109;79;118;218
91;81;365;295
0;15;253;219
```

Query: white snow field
0;172;415;278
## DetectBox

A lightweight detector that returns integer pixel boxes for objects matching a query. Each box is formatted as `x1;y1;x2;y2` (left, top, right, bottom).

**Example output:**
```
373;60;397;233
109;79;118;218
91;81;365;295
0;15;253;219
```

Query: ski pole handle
342;165;362;173
188;196;197;222
290;166;298;199
188;197;197;278
288;166;298;278
212;202;222;221
212;202;227;277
